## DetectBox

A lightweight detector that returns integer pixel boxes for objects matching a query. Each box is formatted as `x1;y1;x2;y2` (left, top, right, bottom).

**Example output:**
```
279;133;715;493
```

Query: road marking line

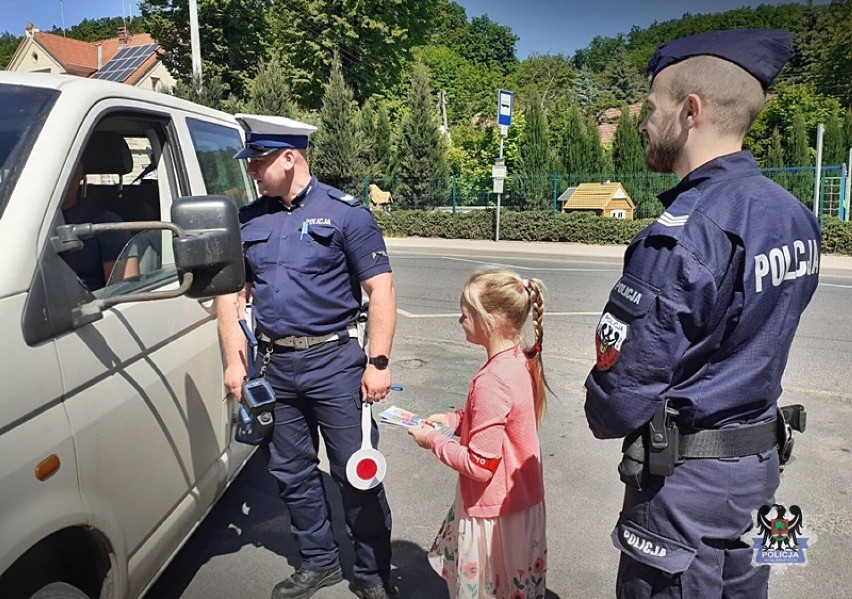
820;283;852;289
437;256;620;272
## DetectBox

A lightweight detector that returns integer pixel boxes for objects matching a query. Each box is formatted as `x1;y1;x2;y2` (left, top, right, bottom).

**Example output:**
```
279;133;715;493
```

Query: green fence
363;165;848;220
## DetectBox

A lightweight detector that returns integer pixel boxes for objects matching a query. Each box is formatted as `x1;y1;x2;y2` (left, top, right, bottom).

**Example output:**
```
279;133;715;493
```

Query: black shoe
350;581;398;599
271;565;344;599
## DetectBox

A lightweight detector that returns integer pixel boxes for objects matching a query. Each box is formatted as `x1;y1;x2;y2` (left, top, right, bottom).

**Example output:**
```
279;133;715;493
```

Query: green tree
585;114;608;174
507;54;576;110
787;112;811;167
167;71;226;110
514;99;553;209
765;127;785;168
0;32;21;68
246;56;300;118
573;67;601;107
611;106;644;174
558;106;587;175
141;0;269;101
606;47;645;103
373;103;393;179
311;53;364;196
844;108;852;153
824;110;845;166
786;112;813;206
465;15;518;74
266;0;433;109
394;63;449;208
51;16;146;41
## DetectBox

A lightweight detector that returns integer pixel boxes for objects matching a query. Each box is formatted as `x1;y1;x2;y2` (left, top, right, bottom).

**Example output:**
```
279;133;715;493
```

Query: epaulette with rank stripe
327;187;361;207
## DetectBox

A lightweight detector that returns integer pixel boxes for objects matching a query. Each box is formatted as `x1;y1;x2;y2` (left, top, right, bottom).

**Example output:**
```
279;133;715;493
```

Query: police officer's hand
224;363;247;400
362;365;391;402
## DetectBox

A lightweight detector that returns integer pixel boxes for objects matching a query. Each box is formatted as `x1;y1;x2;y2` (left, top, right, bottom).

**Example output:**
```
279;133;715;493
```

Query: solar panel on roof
92;43;160;82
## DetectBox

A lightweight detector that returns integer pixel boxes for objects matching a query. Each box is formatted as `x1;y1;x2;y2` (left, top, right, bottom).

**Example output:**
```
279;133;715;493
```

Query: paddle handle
361;402;373;451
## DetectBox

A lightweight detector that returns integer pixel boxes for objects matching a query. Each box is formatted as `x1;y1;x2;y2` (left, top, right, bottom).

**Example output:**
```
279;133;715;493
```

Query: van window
186;118;255;207
0;84;60;219
56;115;180;299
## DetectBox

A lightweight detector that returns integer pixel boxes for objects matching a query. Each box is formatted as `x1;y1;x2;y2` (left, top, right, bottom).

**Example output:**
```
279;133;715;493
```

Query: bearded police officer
217;114;397;599
584;30;820;597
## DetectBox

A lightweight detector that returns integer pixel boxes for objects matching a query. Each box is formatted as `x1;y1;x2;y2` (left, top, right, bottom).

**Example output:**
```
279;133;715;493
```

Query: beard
645;118;686;173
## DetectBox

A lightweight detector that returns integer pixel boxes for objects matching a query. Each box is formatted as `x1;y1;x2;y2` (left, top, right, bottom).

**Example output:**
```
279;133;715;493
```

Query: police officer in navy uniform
584;30;821;597
217;114;397;599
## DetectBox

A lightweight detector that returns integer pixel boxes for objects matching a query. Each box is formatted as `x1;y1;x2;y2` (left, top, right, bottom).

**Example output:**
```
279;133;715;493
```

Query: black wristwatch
368;355;389;370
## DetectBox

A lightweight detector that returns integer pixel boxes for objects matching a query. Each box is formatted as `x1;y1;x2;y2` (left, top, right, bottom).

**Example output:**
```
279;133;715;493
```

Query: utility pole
437;91;450;141
189;0;203;92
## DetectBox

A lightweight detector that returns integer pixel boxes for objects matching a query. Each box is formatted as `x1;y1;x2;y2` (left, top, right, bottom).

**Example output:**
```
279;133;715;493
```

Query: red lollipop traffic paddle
346;402;387;490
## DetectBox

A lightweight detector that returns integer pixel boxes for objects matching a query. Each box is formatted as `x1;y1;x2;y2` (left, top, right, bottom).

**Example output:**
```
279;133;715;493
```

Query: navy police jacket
239;177;391;338
584;152;821;439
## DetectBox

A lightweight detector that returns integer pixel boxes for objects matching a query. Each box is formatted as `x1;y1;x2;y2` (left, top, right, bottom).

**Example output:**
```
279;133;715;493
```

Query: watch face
370;355;389;369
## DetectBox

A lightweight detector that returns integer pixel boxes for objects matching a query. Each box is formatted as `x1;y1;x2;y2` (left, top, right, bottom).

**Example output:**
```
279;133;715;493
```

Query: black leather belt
679;419;778;459
258;325;358;351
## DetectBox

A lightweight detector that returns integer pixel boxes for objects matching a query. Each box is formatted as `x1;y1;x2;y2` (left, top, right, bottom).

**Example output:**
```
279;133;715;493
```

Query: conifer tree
611;106;644;174
394;63;450;208
786;112;811;167
584;114;607;175
515;99;553;209
247;57;300;118
559;106;587;177
786;113;813;205
311;53;364;196
766;127;785;168
823;111;845;166
374;103;393;179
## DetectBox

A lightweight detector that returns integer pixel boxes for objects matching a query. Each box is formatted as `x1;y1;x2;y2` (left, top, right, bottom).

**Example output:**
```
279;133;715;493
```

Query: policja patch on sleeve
595;312;629;370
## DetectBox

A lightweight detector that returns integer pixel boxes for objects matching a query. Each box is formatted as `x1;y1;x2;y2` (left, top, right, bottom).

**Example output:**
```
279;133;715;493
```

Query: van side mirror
171;195;245;298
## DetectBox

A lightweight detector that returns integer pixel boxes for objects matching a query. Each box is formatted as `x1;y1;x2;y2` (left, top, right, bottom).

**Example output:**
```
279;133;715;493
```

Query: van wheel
30;582;90;599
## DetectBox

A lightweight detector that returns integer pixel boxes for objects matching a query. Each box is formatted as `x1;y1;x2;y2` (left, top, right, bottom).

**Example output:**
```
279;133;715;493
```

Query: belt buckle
293;336;310;350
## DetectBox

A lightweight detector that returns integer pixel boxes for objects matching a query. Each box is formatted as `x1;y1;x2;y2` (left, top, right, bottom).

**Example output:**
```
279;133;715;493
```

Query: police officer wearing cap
584;30;820;597
217;114;397;599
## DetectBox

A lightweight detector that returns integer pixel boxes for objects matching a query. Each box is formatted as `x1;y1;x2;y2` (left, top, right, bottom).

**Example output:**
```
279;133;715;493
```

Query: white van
0;72;256;599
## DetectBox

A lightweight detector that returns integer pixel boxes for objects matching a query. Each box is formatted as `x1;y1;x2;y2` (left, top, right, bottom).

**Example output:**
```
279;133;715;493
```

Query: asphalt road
147;240;852;599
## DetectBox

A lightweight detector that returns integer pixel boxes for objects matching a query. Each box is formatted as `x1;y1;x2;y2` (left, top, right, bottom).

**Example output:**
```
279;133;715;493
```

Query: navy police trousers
259;338;392;587
613;450;780;598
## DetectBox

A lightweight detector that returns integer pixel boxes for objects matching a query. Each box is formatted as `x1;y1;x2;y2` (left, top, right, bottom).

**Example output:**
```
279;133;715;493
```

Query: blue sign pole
495;90;513;242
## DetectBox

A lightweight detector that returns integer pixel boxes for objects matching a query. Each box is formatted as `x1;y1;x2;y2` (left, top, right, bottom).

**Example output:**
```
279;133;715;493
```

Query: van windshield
0;84;60;220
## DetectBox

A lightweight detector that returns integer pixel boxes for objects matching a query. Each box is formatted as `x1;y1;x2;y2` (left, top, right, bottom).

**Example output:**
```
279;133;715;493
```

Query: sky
1;0;831;58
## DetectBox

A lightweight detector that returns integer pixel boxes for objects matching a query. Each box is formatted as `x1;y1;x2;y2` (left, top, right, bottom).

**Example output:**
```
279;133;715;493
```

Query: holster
618;400;680;491
778;403;806;470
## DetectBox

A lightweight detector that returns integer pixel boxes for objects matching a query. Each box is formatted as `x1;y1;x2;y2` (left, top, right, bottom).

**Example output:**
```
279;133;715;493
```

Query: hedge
374;210;852;255
373;210;653;245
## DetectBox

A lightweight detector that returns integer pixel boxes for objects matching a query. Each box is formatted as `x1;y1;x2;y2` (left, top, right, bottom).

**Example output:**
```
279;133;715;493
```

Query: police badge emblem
595;312;628;370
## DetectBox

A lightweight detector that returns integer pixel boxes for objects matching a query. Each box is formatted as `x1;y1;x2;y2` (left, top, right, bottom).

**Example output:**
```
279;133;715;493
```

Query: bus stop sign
497;89;513;128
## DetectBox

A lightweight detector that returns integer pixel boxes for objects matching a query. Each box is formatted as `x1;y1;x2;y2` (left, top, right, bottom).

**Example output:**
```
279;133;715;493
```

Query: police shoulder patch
327;188;361;207
595;312;628;370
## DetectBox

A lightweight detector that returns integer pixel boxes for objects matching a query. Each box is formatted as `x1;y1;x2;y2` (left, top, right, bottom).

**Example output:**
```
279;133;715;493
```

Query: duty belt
258;325;358;351
678;419;778;459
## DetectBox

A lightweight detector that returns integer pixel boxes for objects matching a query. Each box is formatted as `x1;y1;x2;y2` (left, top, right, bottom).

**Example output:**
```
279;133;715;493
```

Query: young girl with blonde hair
409;267;548;599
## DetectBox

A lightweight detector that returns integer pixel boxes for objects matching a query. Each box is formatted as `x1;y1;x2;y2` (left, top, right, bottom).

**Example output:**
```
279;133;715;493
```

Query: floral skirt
428;487;547;599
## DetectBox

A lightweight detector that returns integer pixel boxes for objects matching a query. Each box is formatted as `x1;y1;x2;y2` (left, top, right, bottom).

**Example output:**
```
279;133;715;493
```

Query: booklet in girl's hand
377;405;454;438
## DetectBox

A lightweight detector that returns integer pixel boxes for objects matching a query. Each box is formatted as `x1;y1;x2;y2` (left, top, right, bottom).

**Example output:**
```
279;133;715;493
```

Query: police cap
647;29;793;90
234;113;318;159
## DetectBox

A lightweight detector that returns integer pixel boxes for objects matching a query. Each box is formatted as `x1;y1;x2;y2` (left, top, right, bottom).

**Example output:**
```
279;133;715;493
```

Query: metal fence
363;164;849;221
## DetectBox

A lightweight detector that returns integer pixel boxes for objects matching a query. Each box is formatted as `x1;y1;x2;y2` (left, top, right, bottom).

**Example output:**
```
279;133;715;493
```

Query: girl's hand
408;424;434;448
424;413;449;427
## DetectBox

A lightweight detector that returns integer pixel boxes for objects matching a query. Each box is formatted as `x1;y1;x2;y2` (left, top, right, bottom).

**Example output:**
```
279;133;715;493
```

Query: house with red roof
5;23;175;92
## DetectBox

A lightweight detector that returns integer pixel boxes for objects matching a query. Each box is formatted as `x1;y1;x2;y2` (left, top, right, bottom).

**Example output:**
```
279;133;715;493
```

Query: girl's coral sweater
426;346;544;518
